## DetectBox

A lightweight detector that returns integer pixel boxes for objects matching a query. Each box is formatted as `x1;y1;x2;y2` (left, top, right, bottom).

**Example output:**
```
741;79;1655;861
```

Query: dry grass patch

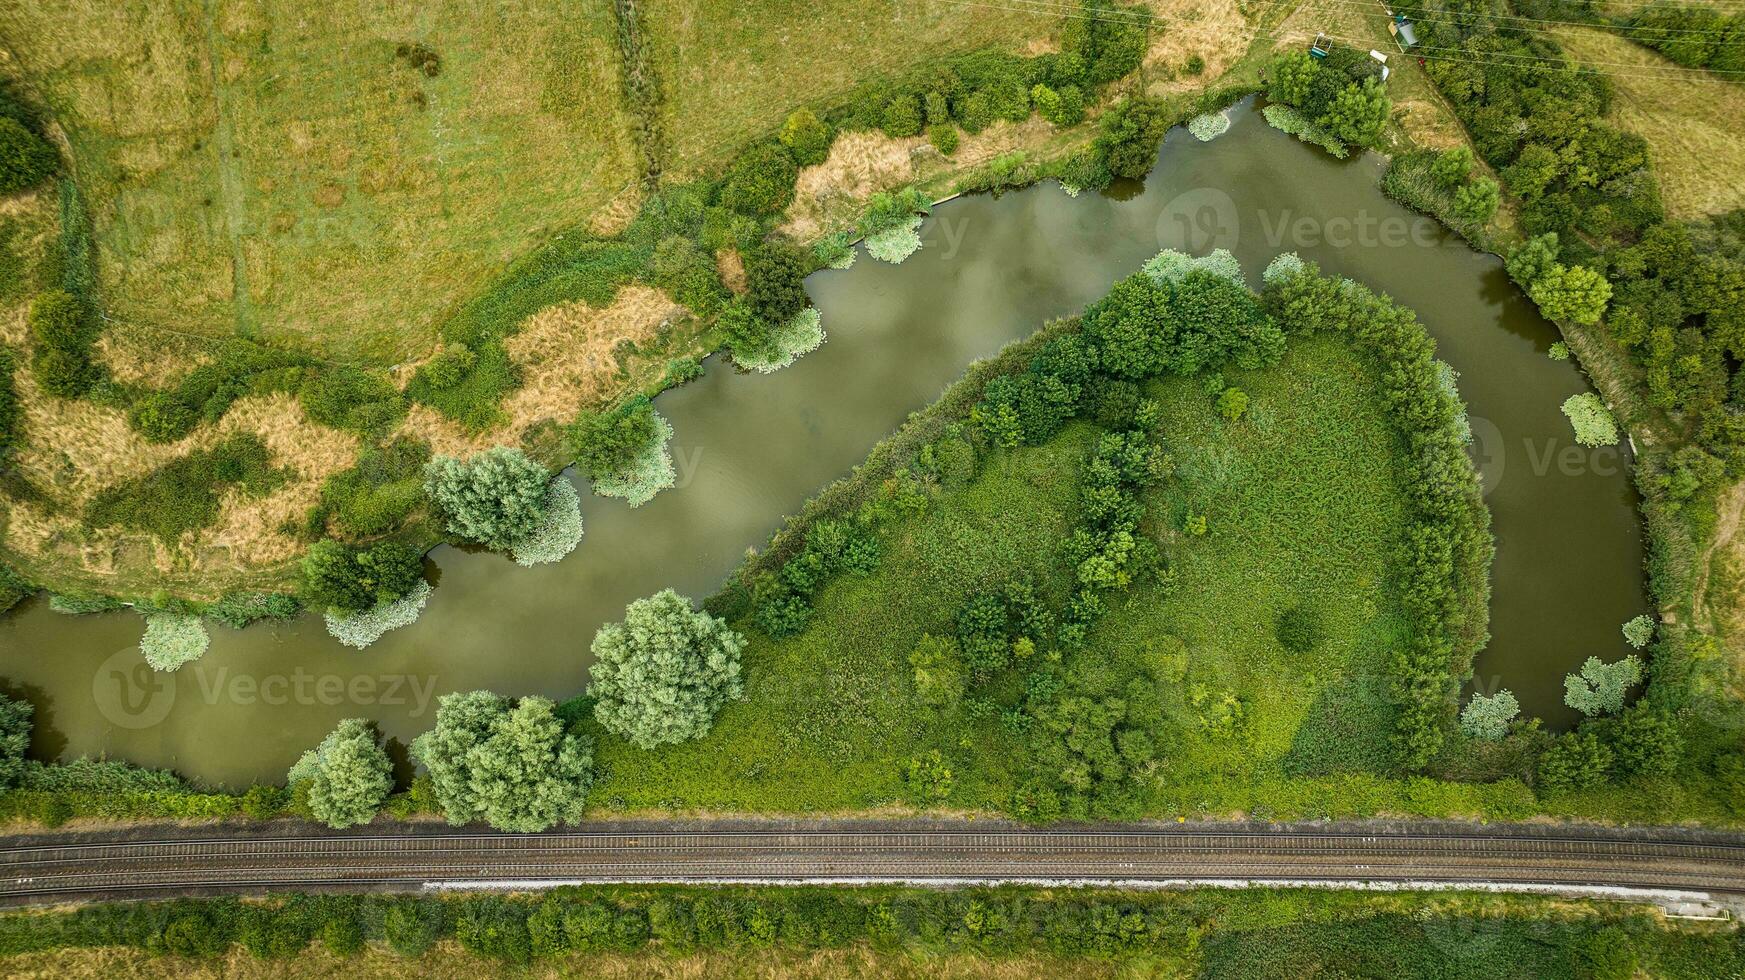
1555;26;1745;219
401;286;684;456
1140;0;1252;87
783;130;927;241
92;326;210;388
714;246;747;294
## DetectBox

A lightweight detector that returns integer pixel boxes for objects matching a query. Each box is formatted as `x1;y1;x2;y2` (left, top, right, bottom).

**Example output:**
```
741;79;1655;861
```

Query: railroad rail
4;821;1745;906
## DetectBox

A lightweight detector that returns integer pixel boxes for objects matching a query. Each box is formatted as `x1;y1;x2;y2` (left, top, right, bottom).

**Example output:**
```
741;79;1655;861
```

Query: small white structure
1369;49;1391;81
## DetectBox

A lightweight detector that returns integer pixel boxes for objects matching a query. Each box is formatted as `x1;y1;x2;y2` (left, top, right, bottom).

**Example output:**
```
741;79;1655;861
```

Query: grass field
643;0;1062;176
591;336;1447;815
0;0;639;361
1555;25;1745;219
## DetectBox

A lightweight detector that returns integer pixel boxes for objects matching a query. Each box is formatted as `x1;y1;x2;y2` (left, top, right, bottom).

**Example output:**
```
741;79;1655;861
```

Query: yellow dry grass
714;247;747;294
400;286;683;456
0;942;1138;980
1140;0;1252;89
782;130;927;242
1554;26;1745;219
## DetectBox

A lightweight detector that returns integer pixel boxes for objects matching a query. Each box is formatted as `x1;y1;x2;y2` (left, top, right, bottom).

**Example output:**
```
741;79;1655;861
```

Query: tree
1505;233;1560;288
1610;708;1683;779
1529;263;1612;325
1453;176;1500;227
289;718;392;828
424;447;550;551
1081;273;1173;378
1564;654;1643;716
1267;51;1322;108
300;540;424;613
1460;690;1519;740
0;116;56;196
411;691;594;832
778;108;832;167
1318;78;1389;147
1092;96;1171;179
570;397;659;480
0;692;30;791
909;633;966;707
1430;145;1473;188
743;239;810;325
589;589;745;749
1537;731;1612;792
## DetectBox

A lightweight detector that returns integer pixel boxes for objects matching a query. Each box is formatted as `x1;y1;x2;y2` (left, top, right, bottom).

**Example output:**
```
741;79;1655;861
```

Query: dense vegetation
1622;3;1745;74
0;885;1734;977
1403;0;1745;806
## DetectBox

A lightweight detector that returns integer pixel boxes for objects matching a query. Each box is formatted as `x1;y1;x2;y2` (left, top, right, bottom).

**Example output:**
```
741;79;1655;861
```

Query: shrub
1431;146;1473;188
1529;263;1611;324
570;398;673;506
1610;708;1683;779
0;116;55;195
1093;96;1172;178
140;613;209;672
1460;690;1519;740
419;344;476;389
411;691;593;832
128;392;199;443
424;446;550;551
928;122;959;156
1453;177;1500;227
298;366;403;435
882;94;924;138
288;718;392;828
589;589;745;749
1263;103;1347;158
1216;386;1248;420
27;289;99;397
1537;731;1612;792
1563;654;1643;716
318;438;430;539
323;579;432;649
909;634;966;707
300;539;424;614
732;307;825;373
1621;614;1655;649
743;239;811;324
0;693;30;791
778;107;833;167
1560;392;1617;447
719;142;799;216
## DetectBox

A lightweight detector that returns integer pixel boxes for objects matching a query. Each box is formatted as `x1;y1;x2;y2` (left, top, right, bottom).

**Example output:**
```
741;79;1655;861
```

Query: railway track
4;822;1745;906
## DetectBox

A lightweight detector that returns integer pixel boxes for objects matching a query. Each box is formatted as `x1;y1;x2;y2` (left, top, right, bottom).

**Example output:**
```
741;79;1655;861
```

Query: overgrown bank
0;885;1734;978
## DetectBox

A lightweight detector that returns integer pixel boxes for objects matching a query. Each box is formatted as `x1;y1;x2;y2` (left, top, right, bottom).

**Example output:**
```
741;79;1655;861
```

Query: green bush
718;142;799;216
27;288;99;398
84;434;278;541
778;108;833;166
0;348;19;462
881;94;924;138
298;365;404;435
411;691;594;832
317;437;431;538
0;115;56;195
928;122;959;156
288;718;393;828
744;238;811;325
299;539;424;614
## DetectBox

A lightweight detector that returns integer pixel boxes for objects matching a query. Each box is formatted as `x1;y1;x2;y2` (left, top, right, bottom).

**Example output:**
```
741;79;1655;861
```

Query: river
0;100;1646;787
